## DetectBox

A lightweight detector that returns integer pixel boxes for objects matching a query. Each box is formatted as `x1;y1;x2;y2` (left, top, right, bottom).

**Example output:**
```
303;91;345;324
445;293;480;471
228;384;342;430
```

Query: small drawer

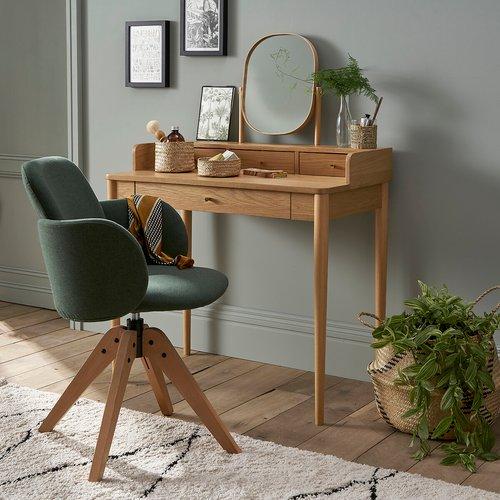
136;183;291;219
299;152;346;177
237;149;295;173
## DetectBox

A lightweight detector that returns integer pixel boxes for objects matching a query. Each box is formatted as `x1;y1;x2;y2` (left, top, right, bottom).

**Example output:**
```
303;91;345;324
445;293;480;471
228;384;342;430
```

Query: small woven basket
350;124;377;149
359;286;500;438
197;157;241;178
155;142;195;173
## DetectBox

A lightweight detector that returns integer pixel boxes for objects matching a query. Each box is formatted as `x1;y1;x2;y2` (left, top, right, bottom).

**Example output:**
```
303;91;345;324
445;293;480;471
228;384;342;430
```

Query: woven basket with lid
359;286;500;437
155;142;195;173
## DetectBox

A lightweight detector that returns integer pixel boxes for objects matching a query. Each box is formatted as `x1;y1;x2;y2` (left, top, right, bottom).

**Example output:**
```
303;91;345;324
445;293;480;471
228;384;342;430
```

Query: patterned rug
0;380;497;499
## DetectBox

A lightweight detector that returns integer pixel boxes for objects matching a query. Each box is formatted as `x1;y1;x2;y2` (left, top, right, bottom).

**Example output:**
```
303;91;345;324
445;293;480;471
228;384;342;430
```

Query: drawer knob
204;196;215;202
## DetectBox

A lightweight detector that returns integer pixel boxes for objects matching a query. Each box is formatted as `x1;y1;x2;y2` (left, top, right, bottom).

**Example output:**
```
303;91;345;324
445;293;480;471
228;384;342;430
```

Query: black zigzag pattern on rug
288;468;399;500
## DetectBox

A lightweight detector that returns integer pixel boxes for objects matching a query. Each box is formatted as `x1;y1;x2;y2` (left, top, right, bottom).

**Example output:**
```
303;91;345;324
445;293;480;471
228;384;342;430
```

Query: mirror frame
240;33;319;139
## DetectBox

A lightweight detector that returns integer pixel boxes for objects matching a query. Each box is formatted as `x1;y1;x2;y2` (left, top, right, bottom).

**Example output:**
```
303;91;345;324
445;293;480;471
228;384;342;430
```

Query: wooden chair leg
143;327;241;454
89;329;136;482
39;326;123;433
142;357;173;416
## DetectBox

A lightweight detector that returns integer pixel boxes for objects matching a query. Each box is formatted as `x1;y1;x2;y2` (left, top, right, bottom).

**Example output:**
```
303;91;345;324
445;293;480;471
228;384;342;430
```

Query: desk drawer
136;182;291;219
195;148;295;173
299;152;346;177
238;150;295;173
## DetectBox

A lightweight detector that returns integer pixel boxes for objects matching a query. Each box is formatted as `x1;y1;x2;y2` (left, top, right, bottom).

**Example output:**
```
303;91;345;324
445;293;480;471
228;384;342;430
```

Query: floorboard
0;305;498;494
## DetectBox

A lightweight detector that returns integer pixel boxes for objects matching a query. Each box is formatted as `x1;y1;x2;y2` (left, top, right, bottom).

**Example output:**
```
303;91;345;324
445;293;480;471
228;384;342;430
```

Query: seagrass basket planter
197;157;241;178
154;141;195;173
359;286;500;439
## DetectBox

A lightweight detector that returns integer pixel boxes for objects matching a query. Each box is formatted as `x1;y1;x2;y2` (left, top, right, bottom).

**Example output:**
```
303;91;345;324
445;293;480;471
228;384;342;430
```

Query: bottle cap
171;126;179;131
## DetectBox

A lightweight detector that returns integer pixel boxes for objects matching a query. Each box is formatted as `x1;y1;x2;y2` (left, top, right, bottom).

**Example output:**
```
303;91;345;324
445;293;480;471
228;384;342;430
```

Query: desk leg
375;183;389;325
181;210;192;356
313;193;329;426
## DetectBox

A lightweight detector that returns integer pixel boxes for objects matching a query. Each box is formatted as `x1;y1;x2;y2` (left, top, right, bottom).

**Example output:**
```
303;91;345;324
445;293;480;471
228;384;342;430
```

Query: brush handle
155;130;167;142
371;97;383;124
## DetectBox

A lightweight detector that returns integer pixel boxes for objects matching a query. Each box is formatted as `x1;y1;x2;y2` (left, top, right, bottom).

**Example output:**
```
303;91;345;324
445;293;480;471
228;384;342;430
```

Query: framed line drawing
126;21;170;87
196;86;235;141
181;0;227;56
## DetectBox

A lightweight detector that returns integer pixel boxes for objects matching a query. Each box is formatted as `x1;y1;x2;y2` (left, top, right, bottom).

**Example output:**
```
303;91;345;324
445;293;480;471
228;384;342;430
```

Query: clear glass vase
336;95;352;147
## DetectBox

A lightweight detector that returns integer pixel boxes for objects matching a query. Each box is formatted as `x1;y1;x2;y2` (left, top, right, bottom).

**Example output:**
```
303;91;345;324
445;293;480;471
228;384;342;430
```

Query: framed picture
196;86;235;141
181;0;227;56
125;21;170;87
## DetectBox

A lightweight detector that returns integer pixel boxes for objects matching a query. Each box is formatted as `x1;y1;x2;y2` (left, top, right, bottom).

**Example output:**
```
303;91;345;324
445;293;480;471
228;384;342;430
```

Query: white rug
0;380;497;499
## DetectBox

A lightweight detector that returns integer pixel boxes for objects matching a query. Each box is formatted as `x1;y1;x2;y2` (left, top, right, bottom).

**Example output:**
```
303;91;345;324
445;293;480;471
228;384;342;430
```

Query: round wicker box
350;124;377;149
197;157;241;177
155;142;195;173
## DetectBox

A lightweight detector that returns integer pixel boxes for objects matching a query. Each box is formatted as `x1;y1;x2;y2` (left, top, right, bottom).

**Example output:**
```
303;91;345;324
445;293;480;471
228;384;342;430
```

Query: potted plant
312;55;378;147
359;282;500;472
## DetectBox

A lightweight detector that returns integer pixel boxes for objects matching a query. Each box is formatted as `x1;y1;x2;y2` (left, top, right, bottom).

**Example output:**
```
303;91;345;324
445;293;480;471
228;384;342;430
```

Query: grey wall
85;0;498;378
0;0;67;307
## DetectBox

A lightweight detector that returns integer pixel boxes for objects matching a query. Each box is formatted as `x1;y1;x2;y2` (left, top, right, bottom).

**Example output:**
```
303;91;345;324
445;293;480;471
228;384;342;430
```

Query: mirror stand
238;85;322;145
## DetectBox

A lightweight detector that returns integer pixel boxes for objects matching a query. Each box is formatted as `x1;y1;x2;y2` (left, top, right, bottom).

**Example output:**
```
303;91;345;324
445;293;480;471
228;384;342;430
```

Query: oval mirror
242;33;318;136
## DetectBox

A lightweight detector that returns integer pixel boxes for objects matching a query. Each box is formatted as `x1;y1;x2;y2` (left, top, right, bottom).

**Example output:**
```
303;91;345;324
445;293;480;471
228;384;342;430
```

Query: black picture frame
180;0;227;56
125;20;170;87
196;85;235;141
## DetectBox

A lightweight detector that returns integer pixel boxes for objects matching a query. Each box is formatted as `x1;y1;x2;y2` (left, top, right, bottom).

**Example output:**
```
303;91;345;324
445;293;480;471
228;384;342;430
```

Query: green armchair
22;156;240;482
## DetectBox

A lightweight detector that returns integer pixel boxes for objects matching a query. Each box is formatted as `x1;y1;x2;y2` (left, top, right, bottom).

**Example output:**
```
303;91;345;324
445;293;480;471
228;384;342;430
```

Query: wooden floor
0;302;498;494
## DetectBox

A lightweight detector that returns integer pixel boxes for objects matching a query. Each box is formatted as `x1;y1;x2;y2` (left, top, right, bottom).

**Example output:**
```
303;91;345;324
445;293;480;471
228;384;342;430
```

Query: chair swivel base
38;319;241;482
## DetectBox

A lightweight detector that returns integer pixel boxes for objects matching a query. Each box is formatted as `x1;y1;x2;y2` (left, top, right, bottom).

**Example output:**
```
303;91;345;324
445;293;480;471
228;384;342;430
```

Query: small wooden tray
242;168;287;178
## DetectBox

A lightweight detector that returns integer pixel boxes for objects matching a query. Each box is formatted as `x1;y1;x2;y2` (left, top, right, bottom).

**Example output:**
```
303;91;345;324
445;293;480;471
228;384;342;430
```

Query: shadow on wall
383;75;499;307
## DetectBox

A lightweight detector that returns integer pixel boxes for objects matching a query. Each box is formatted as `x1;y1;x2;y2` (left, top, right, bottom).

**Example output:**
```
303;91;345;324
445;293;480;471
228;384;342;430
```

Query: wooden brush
146;120;167;142
371;96;383;124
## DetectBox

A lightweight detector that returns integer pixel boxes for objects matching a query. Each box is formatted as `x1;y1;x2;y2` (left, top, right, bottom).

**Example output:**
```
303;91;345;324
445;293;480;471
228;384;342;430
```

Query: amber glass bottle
166;126;185;142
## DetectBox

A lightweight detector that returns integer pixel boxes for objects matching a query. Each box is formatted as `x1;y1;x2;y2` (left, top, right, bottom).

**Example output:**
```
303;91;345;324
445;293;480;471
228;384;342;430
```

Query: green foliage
372;281;500;471
312;55;378;102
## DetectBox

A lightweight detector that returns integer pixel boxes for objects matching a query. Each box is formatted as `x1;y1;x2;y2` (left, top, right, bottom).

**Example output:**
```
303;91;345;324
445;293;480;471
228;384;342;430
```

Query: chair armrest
100;198;188;257
38;218;148;322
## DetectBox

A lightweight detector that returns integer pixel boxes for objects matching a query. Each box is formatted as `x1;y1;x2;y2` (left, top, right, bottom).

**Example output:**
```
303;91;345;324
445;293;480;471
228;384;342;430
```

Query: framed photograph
125;21;170;87
196;86;235;141
181;0;227;56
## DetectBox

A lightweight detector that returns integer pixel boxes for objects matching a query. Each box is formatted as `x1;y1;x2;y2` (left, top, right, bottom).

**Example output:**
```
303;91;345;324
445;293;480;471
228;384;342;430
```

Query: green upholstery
38;218;148;322
137;265;228;312
22;156;105;220
22;157;228;323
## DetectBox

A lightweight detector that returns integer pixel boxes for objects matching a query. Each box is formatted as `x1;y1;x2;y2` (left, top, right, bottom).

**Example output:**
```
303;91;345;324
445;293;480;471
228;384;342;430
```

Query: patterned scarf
127;194;193;269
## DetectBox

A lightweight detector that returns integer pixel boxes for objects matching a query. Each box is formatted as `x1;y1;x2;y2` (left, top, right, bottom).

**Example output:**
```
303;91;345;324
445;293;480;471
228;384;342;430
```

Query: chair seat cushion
134;265;228;312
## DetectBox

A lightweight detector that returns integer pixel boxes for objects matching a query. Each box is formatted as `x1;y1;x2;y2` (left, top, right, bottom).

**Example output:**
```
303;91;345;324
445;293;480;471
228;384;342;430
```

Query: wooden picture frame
180;0;227;56
125;20;170;87
196;86;235;141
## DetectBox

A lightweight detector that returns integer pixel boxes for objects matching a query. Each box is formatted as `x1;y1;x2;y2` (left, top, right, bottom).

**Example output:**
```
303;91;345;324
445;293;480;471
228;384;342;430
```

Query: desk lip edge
105;172;353;194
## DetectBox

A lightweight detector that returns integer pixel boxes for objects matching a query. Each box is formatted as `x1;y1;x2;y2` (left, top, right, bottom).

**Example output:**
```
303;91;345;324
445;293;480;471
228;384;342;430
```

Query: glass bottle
167;126;185;142
336;95;352;147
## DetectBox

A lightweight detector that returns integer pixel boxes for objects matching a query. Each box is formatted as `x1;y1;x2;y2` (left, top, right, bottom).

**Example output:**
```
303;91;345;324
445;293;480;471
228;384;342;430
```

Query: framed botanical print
125;21;170;87
180;0;227;56
196;86;235;141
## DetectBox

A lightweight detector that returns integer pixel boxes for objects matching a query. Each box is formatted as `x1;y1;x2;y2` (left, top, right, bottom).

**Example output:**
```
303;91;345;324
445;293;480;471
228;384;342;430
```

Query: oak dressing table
107;140;392;426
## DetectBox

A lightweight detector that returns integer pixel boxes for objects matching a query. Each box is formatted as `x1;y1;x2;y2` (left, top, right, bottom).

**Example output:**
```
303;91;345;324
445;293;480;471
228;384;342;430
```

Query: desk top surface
107;170;351;194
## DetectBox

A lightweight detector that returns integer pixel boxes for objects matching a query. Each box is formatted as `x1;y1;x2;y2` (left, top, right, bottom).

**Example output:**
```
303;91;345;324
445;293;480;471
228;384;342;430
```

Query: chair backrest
22;156;105;220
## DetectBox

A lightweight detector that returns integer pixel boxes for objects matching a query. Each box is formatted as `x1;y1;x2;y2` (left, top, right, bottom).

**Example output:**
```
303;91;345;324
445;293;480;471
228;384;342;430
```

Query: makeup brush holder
155;141;195;173
350;124;377;149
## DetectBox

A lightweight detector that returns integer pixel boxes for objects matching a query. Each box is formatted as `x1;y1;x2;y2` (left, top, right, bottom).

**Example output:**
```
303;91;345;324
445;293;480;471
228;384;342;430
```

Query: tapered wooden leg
39;327;123;433
142;357;173;415
375;183;389;326
313;193;329;426
144;327;241;454
181;209;192;356
89;330;136;482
